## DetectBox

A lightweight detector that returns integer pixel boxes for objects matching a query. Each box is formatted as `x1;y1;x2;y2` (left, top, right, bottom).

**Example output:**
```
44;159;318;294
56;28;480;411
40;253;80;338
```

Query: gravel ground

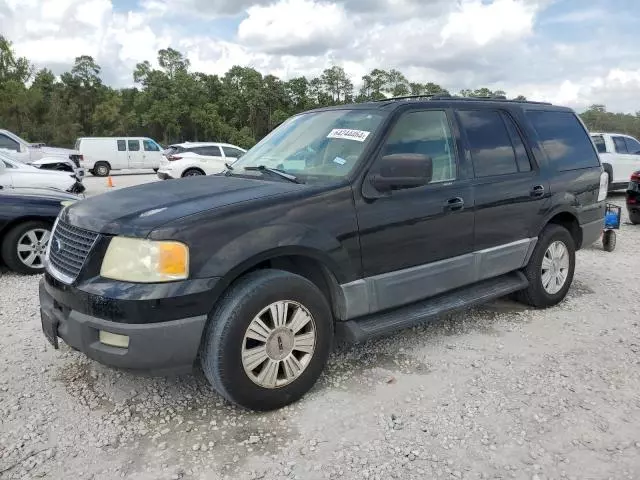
2;192;640;480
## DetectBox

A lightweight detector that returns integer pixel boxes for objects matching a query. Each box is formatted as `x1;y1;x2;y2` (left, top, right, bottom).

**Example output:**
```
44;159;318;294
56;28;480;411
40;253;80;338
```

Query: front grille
47;221;98;282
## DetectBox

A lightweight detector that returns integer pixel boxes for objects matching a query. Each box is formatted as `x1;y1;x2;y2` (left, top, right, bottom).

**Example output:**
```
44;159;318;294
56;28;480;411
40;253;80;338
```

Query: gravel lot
1;182;640;480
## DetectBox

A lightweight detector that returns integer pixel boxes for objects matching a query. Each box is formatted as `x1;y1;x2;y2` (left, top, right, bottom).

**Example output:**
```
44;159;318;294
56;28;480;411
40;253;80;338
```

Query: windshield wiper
244;165;301;184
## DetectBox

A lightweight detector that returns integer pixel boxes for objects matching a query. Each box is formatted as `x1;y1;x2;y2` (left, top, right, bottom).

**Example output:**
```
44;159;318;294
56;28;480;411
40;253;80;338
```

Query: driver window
382;110;456;183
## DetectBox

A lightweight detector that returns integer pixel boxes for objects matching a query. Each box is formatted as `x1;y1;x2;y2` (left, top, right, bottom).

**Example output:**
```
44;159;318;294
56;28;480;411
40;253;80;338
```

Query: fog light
99;331;130;348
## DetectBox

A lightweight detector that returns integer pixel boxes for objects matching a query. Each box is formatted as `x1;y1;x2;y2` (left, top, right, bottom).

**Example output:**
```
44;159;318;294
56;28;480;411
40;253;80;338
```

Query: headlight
100;237;189;282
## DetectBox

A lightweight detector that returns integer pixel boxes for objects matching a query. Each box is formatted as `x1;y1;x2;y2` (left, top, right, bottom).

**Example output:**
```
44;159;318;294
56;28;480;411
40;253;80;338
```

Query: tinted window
382;110;456;183
222;146;244;158
591;135;607;154
0;134;19;152
501;112;532;172
117;140;126;152
625;137;640;155
458;110;518;177
128;140;140;151
143;139;160;152
613;136;628;154
527;111;600;170
205;146;222;156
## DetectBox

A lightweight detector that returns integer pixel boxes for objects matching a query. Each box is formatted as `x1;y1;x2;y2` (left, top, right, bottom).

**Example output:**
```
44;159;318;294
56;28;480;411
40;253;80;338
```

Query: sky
1;0;639;113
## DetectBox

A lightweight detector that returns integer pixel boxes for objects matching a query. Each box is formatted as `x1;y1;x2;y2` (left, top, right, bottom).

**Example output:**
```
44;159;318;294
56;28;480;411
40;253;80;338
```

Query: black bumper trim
40;279;207;373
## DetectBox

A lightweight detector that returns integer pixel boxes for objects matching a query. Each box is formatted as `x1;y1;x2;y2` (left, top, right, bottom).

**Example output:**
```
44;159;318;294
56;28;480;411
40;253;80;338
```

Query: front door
127;139;144;169
456;108;547;280
143;139;162;169
354;109;475;313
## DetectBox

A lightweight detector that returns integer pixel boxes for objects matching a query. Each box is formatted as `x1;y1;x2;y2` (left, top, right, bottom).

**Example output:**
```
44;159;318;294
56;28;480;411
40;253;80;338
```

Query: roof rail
374;94;552;105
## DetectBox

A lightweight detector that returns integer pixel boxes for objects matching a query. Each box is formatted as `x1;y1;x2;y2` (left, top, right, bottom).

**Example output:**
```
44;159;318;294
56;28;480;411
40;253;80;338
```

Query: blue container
605;211;619;229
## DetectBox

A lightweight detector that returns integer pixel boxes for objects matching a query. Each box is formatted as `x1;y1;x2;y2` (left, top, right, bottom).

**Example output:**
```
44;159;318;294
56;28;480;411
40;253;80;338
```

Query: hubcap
541;241;570;295
17;228;51;269
241;300;316;389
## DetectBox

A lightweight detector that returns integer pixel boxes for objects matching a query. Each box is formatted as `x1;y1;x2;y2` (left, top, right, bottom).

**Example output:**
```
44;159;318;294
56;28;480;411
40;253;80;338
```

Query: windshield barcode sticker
327;129;370;142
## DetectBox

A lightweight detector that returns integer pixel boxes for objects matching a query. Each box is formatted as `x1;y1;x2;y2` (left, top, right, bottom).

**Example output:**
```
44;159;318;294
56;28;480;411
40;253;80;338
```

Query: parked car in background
0;153;85;194
157;142;246;179
40;96;605;411
75;137;164;176
0;129;85;179
1;187;81;274
625;170;640;224
590;132;640;190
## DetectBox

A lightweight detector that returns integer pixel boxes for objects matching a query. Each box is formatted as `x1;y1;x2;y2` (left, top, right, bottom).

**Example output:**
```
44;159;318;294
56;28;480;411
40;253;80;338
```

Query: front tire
200;269;333;411
1;221;52;274
516;224;576;308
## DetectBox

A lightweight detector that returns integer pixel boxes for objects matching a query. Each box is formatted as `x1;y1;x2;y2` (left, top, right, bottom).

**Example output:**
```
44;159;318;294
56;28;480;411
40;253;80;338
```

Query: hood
38;146;79;157
62;175;305;236
0;186;81;201
32;156;73;166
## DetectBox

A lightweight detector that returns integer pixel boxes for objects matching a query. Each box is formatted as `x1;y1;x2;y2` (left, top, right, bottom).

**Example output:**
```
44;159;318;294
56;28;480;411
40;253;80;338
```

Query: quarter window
458;110;519;177
613;136;628;154
128;140;140;152
527;111;601;170
382;110;456;183
117;140;126;152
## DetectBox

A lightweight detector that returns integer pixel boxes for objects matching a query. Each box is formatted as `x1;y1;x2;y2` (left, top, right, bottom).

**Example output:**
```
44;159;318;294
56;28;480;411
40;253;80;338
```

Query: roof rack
374;94;552;105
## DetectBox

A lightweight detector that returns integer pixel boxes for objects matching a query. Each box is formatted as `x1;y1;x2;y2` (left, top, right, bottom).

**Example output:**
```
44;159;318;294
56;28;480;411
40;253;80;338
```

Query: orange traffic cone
107;176;114;188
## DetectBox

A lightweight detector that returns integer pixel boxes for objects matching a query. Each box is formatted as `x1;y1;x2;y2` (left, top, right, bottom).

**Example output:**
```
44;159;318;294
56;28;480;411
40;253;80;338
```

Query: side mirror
370;154;433;192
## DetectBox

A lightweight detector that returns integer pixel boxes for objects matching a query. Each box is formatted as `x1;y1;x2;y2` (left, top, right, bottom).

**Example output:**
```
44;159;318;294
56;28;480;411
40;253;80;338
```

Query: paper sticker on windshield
333;157;346;165
327;129;370;142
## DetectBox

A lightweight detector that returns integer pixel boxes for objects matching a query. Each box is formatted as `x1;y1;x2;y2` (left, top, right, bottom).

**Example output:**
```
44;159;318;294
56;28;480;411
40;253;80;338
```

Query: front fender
195;223;356;284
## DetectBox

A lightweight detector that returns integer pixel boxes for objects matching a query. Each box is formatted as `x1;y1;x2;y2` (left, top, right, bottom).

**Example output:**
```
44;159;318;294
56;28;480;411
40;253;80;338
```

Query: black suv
39;96;606;411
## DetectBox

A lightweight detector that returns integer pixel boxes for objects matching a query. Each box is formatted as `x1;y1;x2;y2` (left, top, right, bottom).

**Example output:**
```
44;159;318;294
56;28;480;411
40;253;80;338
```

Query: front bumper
39;277;208;373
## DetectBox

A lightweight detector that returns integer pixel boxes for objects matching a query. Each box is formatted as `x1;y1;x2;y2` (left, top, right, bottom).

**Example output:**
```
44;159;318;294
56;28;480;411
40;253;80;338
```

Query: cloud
1;0;640;112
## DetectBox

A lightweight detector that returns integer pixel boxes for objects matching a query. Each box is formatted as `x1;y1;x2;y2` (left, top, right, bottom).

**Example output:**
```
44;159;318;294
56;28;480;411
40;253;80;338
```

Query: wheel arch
0;215;55;239
538;209;582;249
182;167;206;177
210;248;348;322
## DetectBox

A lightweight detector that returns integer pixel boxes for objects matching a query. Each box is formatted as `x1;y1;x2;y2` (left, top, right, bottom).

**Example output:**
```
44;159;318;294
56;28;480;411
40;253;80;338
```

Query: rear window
591;135;607;154
527;111;600;170
117;140;126;151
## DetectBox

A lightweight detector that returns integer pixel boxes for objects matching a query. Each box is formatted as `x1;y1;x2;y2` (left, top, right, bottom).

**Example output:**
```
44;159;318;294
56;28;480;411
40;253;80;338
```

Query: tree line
1;36;639;149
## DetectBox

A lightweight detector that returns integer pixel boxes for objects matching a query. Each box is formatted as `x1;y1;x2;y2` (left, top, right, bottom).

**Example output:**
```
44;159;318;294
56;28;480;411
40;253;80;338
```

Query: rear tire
629;210;640;225
182;168;205;177
93;162;110;177
516;224;575;308
200;269;333;411
1;221;52;274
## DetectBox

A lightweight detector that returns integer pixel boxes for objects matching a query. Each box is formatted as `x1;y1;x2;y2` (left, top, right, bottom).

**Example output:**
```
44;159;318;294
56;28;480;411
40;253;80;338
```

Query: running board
335;272;528;343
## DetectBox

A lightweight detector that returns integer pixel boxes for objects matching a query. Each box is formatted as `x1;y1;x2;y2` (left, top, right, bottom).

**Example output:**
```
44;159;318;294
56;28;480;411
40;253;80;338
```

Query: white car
0;129;85;180
157;142;246;179
591;132;640;190
0;154;85;194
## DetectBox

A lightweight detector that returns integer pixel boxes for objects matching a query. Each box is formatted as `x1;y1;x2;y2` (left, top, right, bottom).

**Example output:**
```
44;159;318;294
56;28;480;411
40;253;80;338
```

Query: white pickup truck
590;132;640;190
0;129;85;180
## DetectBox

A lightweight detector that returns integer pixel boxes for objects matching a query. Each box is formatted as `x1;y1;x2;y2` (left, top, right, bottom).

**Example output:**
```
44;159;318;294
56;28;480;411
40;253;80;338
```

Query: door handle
530;185;545;198
444;197;464;212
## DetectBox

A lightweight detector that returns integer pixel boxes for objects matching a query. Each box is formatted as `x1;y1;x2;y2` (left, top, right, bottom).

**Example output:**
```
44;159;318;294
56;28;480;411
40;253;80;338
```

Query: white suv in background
591;132;640;190
157;142;247;179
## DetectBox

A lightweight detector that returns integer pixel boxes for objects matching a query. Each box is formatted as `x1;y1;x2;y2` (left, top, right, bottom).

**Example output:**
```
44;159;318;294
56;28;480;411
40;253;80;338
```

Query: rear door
196;146;225;174
456;107;546;279
127;139;144;169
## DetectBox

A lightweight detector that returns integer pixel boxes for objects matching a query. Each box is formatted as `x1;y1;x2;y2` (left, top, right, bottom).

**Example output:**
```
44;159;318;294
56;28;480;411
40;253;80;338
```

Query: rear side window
527;111;600;170
591;135;607;154
625;137;640;155
128;140;140;151
613;136;628;154
143;139;160;152
222;146;244;158
458;110;519;177
117;140;126;151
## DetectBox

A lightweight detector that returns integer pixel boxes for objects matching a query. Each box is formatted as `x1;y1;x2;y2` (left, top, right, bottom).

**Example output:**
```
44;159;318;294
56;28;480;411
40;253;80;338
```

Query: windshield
229;109;386;182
